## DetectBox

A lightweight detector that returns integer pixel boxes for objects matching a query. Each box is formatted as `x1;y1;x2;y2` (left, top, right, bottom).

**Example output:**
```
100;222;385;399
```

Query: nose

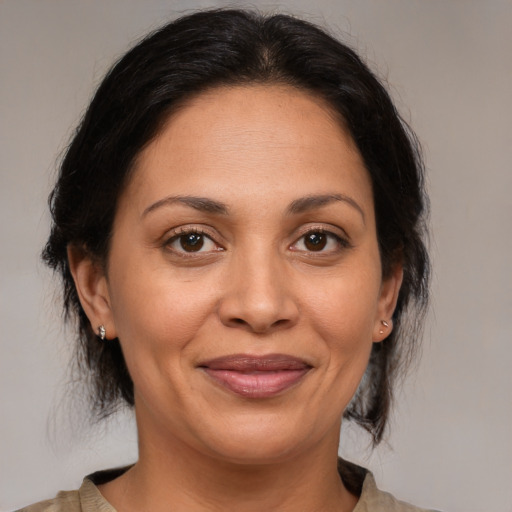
217;248;300;334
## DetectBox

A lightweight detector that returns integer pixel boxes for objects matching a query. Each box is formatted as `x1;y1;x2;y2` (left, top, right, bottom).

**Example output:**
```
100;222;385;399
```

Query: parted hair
42;8;429;444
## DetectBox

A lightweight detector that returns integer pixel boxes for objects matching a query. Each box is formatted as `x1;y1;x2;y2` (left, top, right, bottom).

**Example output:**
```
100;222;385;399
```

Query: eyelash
163;226;351;258
289;227;351;254
164;227;223;257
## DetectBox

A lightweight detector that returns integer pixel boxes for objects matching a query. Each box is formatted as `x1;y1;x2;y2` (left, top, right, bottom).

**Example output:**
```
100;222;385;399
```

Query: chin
196;414;325;466
209;440;305;467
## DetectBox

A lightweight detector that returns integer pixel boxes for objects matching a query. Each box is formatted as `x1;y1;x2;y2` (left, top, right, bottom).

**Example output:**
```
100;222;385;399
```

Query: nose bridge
219;240;298;333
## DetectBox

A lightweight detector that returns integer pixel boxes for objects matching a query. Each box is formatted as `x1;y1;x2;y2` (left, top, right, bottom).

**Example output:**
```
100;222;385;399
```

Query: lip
198;354;312;398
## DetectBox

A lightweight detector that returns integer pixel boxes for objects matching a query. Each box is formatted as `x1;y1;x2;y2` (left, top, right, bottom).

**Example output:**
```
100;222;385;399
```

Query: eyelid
292;223;351;243
289;224;352;252
163;225;225;256
160;223;351;258
170;225;215;238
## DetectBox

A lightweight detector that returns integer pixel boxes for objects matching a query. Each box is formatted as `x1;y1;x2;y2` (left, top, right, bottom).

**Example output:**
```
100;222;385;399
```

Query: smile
199;354;312;398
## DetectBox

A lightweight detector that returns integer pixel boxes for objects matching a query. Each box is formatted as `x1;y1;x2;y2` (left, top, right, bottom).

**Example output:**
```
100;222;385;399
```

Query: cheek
108;274;221;412
305;270;380;341
108;265;220;362
303;269;380;380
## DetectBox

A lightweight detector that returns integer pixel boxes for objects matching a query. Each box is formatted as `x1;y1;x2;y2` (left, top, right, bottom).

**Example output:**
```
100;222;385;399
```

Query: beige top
17;463;439;512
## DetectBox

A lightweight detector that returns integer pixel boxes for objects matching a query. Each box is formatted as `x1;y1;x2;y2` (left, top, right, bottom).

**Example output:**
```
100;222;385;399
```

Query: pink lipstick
199;354;311;398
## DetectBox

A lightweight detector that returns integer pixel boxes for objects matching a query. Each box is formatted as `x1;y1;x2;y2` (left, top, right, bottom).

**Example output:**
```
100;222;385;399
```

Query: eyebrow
287;194;365;223
142;195;229;217
142;193;365;222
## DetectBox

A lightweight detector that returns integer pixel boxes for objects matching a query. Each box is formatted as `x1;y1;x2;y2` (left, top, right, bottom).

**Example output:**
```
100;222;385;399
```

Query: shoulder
14;470;121;512
338;458;440;512
15;490;81;512
356;472;441;512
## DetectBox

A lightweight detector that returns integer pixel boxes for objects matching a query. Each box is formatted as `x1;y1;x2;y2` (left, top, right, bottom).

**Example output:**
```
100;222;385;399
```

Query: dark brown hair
43;8;429;444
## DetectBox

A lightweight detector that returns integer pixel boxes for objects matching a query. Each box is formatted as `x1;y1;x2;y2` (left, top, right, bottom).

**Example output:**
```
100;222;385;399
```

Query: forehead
124;84;372;214
139;84;353;161
156;84;347;145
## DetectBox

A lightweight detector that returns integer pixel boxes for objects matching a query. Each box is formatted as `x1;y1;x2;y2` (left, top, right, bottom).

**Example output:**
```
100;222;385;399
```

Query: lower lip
202;368;310;398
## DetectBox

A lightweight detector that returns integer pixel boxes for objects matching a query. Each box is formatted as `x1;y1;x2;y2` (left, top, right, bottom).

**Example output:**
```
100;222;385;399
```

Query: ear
67;245;117;340
373;264;403;342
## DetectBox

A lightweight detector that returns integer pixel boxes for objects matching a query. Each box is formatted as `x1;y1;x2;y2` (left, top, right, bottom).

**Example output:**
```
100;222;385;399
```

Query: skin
69;84;402;511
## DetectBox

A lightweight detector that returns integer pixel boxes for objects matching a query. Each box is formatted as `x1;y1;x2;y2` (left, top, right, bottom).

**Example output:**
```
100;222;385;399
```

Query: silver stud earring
98;325;106;341
379;320;390;335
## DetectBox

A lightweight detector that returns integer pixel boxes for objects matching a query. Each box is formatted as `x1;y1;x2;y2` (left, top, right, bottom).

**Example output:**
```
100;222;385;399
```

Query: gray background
1;0;511;510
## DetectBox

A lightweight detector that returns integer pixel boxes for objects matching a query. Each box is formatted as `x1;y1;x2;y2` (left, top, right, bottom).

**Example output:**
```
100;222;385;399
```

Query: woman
21;8;433;512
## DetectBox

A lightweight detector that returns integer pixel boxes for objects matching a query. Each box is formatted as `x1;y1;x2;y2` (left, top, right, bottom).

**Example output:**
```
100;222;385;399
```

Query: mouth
198;354;312;398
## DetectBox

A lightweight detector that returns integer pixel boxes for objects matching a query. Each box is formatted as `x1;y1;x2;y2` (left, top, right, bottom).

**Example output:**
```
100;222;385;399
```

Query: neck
100;416;358;512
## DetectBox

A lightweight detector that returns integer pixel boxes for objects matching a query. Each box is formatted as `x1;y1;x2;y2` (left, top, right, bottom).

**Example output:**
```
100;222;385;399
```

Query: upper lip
198;353;312;371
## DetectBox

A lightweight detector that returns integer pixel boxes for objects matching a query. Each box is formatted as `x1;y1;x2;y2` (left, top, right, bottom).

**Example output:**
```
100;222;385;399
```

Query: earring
379;320;390;335
98;325;106;341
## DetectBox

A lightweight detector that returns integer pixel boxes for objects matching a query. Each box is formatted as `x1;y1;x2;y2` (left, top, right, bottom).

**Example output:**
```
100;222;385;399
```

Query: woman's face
82;85;401;464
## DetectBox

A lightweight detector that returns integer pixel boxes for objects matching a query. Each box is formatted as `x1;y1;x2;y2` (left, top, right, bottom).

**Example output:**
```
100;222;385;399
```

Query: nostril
227;316;288;333
219;295;300;333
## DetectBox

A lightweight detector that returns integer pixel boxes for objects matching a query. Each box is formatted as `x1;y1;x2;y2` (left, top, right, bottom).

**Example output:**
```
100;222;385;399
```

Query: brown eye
179;233;204;252
290;229;348;254
304;232;327;251
166;230;220;255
